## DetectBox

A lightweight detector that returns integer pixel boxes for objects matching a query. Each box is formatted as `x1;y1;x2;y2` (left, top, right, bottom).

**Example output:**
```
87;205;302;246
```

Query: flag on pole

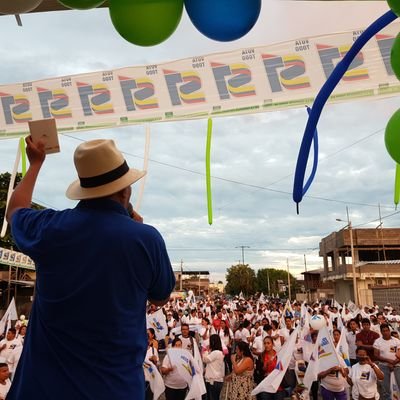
336;327;351;369
0;297;18;336
167;348;206;400
239;291;244;300
252;326;299;395
303;326;341;390
143;359;165;400
333;300;342;310
146;308;168;341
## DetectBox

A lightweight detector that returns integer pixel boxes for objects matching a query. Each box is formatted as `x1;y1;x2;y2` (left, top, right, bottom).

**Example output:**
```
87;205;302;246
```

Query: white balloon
310;314;326;330
0;0;43;14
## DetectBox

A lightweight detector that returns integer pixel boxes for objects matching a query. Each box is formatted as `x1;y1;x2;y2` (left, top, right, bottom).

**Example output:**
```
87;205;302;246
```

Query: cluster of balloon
185;0;262;42
55;0;261;46
0;0;43;14
385;1;400;206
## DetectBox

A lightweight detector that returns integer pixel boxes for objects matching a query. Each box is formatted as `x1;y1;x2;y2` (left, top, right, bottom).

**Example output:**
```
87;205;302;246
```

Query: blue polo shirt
7;199;175;400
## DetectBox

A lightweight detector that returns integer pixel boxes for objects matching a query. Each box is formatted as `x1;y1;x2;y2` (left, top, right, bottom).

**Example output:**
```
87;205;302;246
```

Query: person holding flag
347;347;383;400
317;365;348;399
256;336;285;400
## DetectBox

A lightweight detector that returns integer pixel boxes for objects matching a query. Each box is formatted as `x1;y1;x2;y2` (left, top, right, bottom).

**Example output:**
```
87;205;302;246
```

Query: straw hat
66;139;146;200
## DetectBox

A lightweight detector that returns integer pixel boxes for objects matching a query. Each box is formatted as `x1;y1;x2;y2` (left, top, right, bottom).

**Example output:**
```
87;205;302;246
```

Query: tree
0;172;44;250
225;264;256;295
256;267;297;298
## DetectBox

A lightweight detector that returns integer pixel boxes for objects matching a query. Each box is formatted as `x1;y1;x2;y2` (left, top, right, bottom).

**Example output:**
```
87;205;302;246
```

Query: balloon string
19;137;27;177
135;125;151;212
1;141;22;238
206;118;213;225
293;10;398;210
394;163;400;207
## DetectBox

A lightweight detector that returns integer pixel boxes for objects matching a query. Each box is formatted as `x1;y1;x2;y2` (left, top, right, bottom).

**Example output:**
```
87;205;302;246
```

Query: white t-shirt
162;354;188;389
350;363;378;399
346;331;359;359
241;328;251;342
0;379;11;400
321;370;347;392
252;336;264;355
203;350;225;382
0;339;21;362
373;336;400;363
7;345;23;374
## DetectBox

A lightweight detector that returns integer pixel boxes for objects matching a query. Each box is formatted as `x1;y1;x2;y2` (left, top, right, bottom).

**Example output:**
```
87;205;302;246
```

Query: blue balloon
292;10;397;211
184;0;261;42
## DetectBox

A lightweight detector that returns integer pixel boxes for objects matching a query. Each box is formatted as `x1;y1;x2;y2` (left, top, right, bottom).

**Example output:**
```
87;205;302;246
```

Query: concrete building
302;269;335;303
173;270;210;296
319;228;400;306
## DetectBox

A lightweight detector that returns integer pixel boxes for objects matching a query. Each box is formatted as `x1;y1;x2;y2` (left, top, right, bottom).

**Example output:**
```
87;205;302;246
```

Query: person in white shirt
0;329;21;370
0;363;11;400
203;334;225;400
348;347;384;400
241;320;251;344
161;338;188;400
346;319;360;365
373;324;400;400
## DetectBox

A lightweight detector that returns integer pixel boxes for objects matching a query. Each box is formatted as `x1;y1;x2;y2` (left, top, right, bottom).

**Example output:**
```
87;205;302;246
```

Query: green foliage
256;267;297;298
225;264;256;295
0;172;45;250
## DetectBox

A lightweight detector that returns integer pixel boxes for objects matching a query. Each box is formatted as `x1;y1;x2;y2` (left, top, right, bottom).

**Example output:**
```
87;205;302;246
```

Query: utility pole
236;245;250;265
180;259;183;291
336;208;359;306
287;258;291;300
304;254;307;272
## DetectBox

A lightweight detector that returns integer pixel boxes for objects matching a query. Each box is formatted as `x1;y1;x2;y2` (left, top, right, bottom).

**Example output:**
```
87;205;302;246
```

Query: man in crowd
5;137;175;400
356;318;380;360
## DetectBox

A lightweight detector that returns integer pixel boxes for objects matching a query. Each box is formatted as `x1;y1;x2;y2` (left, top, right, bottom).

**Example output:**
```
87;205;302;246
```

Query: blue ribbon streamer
293;10;398;213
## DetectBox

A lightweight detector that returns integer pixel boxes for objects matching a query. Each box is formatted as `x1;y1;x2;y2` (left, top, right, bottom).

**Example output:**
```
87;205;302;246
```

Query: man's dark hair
181;323;189;329
361;318;370;325
380;323;390;332
7;328;16;335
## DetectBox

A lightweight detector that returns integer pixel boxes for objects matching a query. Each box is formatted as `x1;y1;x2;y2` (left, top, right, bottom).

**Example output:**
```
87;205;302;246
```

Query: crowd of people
143;295;400;400
1;296;400;400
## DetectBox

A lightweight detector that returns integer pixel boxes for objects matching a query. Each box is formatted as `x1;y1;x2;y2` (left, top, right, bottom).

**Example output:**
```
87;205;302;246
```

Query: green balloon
387;0;400;16
58;0;105;10
385;108;400;164
109;0;184;47
391;33;400;80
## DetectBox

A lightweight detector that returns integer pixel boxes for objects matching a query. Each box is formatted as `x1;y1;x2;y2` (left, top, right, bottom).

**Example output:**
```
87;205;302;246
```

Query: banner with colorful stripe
0;19;399;138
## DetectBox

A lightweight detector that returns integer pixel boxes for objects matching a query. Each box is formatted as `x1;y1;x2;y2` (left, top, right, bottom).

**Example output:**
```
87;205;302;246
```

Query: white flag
303;326;340;390
167;348;206;400
334;300;342;310
336;327;351;369
239;291;244;300
143;359;165;400
252;326;299;395
0;297;18;336
146;309;168;341
391;371;400;400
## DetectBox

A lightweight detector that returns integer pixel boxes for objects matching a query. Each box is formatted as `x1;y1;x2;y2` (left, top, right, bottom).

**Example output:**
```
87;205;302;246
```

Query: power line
62;131;393;210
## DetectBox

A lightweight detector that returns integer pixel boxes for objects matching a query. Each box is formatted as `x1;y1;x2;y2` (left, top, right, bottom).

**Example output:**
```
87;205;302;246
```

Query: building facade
319;228;400;306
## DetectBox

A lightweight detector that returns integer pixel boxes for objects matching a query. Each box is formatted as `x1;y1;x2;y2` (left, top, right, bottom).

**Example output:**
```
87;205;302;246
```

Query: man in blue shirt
6;136;175;400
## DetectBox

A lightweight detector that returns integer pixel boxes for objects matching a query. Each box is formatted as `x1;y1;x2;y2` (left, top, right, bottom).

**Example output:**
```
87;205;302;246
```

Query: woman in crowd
228;341;254;400
270;320;282;352
219;319;233;372
161;338;188;400
256;336;285;400
203;334;225;400
347;346;384;400
147;328;159;351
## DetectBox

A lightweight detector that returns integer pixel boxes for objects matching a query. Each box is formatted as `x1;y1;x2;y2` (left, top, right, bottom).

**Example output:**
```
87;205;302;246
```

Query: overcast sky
0;0;398;283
